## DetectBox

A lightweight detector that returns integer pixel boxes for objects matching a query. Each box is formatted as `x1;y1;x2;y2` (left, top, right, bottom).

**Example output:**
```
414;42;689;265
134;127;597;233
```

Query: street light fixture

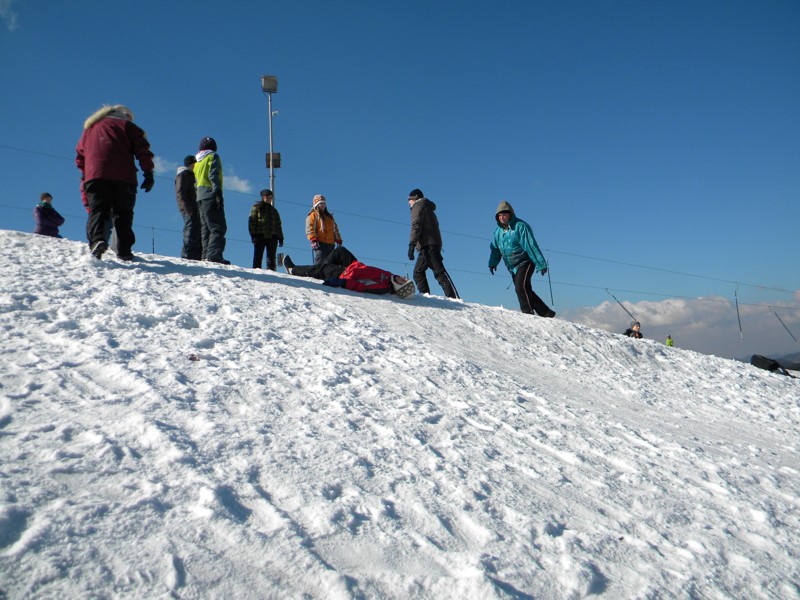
261;75;279;194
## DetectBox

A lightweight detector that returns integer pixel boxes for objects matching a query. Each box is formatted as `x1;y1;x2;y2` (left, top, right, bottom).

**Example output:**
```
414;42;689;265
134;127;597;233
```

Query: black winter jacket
409;198;443;249
175;167;197;214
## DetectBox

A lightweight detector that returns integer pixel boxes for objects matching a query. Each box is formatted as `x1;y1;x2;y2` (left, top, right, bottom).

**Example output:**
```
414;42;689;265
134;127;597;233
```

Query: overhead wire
2;143;799;312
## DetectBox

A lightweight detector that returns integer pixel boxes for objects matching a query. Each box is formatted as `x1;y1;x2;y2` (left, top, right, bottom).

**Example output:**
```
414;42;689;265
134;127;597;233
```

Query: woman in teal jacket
488;200;555;317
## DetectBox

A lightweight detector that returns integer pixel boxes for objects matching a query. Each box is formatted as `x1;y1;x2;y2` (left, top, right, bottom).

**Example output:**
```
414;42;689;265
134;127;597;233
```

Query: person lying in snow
280;246;415;298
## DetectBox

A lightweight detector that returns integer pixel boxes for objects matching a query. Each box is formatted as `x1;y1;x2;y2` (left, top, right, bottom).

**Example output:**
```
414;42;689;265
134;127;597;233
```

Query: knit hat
260;189;273;197
408;188;424;200
184;155;197;167
199;136;217;151
631;321;640;328
313;194;327;207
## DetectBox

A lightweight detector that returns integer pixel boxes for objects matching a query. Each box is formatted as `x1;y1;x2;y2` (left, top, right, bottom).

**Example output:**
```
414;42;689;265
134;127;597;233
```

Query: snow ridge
1;231;798;599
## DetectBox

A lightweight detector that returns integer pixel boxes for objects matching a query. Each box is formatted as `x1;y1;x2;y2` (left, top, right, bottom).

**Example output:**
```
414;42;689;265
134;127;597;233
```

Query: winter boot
282;255;295;274
90;240;108;260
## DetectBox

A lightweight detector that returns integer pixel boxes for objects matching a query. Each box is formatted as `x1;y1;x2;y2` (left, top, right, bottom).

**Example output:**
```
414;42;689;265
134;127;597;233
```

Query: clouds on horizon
566;293;800;360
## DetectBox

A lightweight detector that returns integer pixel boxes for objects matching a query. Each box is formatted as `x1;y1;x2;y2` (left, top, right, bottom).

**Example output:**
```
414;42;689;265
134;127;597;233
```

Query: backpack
750;354;793;377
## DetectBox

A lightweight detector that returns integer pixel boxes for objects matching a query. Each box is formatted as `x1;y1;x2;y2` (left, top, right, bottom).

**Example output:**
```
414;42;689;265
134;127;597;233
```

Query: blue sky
2;0;798;360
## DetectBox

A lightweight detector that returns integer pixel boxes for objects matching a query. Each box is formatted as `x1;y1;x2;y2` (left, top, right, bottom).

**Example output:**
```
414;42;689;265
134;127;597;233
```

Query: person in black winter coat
33;193;65;238
406;188;458;298
175;155;202;260
624;321;644;339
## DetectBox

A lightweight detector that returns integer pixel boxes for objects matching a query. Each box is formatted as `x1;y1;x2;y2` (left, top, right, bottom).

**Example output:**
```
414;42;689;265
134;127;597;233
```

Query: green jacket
194;151;223;202
248;202;284;240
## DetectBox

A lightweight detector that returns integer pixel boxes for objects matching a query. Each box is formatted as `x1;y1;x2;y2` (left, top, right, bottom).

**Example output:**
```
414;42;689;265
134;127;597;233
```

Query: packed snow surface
1;230;798;599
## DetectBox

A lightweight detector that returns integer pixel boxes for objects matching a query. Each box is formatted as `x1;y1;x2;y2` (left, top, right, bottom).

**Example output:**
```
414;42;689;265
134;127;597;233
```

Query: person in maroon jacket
75;104;154;260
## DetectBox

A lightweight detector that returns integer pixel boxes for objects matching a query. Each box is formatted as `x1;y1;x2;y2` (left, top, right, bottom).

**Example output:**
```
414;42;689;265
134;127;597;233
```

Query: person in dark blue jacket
488;200;555;317
33;193;65;238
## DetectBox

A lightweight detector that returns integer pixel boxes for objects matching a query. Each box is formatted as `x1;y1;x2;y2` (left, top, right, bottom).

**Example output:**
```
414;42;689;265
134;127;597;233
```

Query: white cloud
0;0;19;31
564;294;800;360
224;172;253;194
153;156;177;176
152;157;253;194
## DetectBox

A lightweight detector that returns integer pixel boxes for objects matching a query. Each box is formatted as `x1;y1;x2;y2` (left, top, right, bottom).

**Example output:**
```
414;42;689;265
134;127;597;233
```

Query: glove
310;239;320;250
336;240;342;247
407;243;416;261
251;237;256;244
215;194;224;209
141;171;154;193
489;266;496;275
278;239;284;247
540;267;548;276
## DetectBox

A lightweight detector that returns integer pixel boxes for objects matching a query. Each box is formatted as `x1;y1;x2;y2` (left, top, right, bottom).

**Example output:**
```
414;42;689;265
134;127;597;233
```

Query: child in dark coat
33;193;65;238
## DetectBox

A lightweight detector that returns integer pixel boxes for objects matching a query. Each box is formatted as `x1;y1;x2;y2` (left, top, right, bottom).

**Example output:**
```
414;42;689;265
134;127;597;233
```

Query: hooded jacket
175;166;197;214
193;150;223;203
408;197;443;249
75;105;154;185
488;201;548;275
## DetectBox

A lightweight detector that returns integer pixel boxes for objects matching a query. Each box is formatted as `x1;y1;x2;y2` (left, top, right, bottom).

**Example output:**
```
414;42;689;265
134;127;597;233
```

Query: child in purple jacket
33;193;65;238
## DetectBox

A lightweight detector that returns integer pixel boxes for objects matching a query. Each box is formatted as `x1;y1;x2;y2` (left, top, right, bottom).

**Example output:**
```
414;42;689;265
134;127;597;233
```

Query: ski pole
734;287;743;340
772;309;798;343
606;289;637;322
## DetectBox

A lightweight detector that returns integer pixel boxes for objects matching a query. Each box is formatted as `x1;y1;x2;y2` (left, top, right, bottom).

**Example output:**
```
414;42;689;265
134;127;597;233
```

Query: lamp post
261;75;279;193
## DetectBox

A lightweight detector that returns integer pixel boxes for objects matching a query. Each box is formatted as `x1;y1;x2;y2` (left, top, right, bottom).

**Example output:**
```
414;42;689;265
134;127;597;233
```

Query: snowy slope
1;230;798;599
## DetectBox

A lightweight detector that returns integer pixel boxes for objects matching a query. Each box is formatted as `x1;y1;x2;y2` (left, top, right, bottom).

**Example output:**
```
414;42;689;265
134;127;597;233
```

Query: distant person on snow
624;321;643;339
305;194;342;264
75;104;154;260
488;201;555;318
33;193;65;238
194;137;229;264
249;189;284;270
175;155;202;260
406;188;458;299
281;246;415;298
666;334;673;347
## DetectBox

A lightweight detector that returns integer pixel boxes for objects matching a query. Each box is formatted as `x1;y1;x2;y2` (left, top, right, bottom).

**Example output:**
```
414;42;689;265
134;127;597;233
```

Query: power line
6;193;797;305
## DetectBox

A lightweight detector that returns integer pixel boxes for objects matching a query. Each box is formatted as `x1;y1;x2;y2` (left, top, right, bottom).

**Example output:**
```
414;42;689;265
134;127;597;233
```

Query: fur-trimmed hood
83;105;134;130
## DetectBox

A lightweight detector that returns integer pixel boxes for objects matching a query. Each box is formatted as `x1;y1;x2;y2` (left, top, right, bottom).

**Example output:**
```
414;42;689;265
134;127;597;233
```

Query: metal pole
268;92;275;194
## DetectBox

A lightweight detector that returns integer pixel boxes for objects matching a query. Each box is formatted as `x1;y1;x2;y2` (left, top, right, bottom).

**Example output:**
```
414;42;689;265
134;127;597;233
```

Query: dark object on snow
750;355;794;377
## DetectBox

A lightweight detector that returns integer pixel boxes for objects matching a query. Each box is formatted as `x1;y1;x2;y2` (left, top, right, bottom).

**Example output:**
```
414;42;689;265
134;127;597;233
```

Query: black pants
181;209;202;260
85;179;136;256
413;245;458;298
514;261;551;315
292;246;357;279
253;237;279;270
198;197;227;261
